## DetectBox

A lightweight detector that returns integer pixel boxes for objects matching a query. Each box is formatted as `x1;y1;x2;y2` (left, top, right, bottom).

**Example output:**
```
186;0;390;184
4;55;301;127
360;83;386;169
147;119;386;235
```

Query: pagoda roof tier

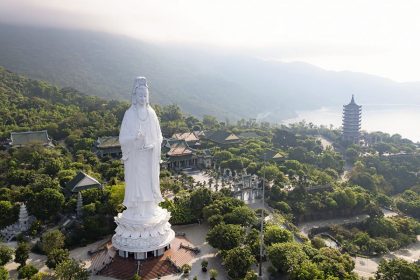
344;95;361;106
343;110;361;113
342;118;361;122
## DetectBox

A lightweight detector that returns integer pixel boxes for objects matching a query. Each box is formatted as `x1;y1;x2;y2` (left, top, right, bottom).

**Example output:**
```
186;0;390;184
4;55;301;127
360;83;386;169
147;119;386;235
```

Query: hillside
0;66;125;140
1;24;420;121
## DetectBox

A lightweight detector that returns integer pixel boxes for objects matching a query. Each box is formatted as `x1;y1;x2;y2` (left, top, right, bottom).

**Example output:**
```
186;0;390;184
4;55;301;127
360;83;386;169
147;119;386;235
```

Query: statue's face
133;86;148;106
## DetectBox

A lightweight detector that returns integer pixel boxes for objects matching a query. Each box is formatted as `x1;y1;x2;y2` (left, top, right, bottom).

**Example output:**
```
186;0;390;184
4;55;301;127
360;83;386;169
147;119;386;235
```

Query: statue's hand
135;138;145;150
143;144;154;150
136;131;145;140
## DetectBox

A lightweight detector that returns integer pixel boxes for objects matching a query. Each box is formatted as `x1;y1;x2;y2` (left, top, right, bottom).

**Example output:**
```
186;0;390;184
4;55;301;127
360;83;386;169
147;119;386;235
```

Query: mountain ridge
0;23;419;121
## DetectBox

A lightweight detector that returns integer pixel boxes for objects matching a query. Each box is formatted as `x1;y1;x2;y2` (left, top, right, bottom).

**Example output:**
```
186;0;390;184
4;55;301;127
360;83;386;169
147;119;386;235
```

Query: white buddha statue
113;77;174;259
119;77;163;218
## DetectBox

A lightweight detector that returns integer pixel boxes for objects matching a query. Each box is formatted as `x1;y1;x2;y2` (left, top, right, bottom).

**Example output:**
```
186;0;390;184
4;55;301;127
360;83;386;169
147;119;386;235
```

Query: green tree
207;214;224;228
55;259;89;280
206;223;245;250
345;147;359;164
203;197;244;220
209;269;218;280
18;264;38;279
264;225;293;246
0;245;13;266
0;201;16;228
258;164;280;182
223;247;256;279
40;230;65;255
311;236;326;249
315;247;355;278
29;188;65;220
159;104;184;122
29;272;52;280
272;129;297;148
244;271;258;280
14;242;30;267
182;264;191;274
203;115;218;129
290;260;325;280
190;187;213;218
0;267;9;280
267;242;308;273
46;248;70;269
214;151;233;162
223;206;257;227
375;258;420;280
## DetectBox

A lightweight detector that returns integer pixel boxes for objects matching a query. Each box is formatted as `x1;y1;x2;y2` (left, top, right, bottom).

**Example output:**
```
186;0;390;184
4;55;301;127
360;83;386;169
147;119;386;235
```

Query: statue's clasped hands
136;131;153;151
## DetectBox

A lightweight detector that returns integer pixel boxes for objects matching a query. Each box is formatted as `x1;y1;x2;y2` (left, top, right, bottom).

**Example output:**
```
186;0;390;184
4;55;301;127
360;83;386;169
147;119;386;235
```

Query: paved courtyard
90;223;228;280
159;223;228;280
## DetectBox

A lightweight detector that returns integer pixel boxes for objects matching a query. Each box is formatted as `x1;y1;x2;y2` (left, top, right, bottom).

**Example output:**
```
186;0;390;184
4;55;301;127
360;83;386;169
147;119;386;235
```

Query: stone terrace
99;236;196;280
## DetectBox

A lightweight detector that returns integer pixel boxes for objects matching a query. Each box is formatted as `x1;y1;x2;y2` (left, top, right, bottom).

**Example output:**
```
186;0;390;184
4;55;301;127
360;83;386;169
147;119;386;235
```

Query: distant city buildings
342;95;362;143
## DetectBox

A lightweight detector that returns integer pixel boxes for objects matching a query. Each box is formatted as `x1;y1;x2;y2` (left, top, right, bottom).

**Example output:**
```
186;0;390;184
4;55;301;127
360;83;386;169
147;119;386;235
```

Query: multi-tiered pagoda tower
342;95;362;143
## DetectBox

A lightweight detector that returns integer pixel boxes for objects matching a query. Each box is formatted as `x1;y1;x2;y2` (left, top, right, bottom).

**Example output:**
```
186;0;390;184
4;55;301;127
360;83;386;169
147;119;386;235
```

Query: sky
1;0;420;82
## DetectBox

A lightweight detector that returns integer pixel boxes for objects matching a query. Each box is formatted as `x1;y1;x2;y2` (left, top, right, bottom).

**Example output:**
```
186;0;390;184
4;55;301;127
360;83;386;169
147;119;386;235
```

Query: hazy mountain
0;24;419;122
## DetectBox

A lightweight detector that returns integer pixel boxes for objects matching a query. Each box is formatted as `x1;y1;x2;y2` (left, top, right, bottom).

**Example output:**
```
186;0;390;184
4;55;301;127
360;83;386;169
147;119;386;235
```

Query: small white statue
119;77;163;218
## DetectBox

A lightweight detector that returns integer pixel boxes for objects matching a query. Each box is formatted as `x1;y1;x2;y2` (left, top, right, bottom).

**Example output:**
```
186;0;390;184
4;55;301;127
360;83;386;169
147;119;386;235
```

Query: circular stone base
112;207;175;254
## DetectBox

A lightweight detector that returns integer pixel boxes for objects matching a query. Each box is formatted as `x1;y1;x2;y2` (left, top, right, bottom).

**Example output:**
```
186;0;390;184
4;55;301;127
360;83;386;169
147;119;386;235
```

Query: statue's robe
119;105;163;207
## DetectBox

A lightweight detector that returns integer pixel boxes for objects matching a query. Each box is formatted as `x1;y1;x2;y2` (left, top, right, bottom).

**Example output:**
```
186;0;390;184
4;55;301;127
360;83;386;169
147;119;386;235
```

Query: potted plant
201;259;208;272
209;268;218;280
182;264;191;275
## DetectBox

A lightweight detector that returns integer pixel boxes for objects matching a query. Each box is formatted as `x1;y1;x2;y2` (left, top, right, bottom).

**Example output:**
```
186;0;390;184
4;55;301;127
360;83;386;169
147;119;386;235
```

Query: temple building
171;132;200;147
204;130;241;147
9;130;53;147
94;136;122;158
342;95;362;143
163;141;213;170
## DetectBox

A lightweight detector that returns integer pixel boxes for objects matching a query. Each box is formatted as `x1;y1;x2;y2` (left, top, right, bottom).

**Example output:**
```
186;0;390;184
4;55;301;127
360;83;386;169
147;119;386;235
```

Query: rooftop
10;130;51;146
171;132;199;143
96;136;120;148
260;149;286;160
167;143;194;157
66;171;102;192
238;131;261;139
205;130;240;144
344;95;361;108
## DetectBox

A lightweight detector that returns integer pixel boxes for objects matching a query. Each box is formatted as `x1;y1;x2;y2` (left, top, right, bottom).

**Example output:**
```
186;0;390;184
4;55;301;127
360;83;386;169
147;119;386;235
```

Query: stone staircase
99;255;137;280
89;246;116;275
98;236;196;280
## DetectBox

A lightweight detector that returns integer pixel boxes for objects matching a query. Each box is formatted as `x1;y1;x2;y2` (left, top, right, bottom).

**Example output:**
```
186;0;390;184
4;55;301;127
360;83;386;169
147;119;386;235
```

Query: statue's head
132;76;149;106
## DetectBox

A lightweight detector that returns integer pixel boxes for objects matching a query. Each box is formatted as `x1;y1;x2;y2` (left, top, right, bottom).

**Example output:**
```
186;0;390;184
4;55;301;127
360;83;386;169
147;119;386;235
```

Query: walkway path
354;235;420;279
297;208;420;279
298;214;369;237
317;136;334;150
